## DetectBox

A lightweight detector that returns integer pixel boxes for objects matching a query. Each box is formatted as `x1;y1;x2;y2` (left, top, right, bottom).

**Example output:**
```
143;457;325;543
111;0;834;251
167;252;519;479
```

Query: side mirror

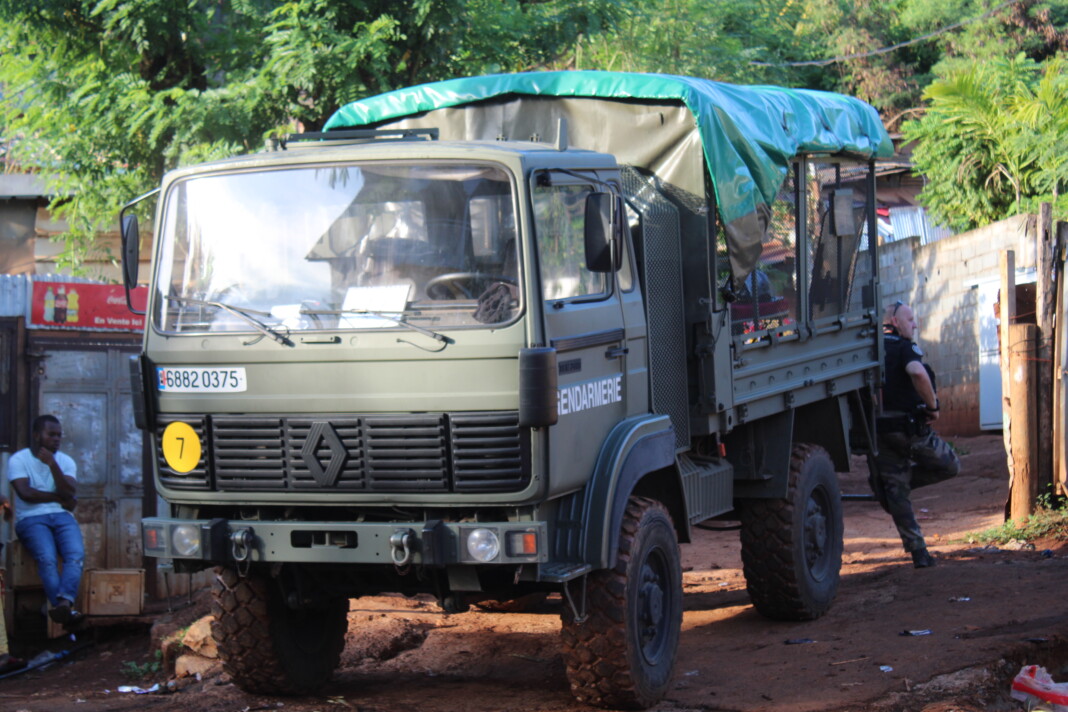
584;192;623;273
118;188;158;316
121;213;140;291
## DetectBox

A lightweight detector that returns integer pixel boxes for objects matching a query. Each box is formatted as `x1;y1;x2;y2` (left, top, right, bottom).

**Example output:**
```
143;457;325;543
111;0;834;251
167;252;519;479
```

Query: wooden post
1057;222;1068;496
1009;323;1039;523
1036;204;1055;496
1000;250;1016;502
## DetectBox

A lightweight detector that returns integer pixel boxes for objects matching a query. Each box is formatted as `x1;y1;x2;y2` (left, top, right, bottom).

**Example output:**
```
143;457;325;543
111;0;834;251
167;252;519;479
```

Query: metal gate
35;343;143;571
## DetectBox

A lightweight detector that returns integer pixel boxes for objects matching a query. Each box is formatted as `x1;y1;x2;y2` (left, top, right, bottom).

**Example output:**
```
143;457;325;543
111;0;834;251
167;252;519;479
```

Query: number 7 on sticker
161;422;201;473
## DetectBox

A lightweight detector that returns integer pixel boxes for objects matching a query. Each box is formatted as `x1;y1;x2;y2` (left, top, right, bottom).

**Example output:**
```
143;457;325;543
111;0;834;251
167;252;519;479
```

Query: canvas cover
325;71;893;279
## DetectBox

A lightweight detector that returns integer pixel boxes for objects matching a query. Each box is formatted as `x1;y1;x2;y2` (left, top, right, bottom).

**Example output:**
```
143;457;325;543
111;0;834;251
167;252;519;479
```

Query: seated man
8;415;86;629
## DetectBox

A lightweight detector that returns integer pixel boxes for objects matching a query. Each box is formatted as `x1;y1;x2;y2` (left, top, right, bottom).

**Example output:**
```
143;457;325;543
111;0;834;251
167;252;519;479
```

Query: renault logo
301;422;348;487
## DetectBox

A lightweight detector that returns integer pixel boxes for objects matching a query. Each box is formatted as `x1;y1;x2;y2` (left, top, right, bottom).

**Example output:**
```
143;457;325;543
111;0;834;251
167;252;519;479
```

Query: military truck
122;72;892;709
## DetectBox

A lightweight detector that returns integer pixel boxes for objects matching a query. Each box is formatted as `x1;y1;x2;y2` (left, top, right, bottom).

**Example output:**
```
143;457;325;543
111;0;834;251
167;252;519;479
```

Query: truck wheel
740;444;843;621
210;566;349;694
560;496;682;709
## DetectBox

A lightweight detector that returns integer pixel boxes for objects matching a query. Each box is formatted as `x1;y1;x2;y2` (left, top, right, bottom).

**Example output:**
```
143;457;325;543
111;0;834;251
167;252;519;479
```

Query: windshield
153;163;521;334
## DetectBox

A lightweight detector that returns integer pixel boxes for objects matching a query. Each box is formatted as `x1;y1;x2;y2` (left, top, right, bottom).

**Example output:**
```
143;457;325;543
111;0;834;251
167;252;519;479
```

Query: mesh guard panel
622;167;689;451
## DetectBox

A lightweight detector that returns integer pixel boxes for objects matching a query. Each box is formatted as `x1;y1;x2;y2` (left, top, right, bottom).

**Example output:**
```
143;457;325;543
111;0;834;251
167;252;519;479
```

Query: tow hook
231;527;254;560
390;529;415;568
231;527;254;575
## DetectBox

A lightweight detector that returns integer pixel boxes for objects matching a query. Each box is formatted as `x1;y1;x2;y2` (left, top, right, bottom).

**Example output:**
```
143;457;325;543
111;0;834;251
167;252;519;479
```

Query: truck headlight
171;524;202;557
465;528;500;562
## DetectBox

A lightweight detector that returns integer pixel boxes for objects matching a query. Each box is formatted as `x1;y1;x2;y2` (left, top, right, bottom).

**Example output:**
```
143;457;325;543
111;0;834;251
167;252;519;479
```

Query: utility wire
751;0;1021;67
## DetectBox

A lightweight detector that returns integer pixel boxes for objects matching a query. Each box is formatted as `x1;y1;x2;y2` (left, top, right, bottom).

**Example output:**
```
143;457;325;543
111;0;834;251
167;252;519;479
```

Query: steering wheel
425;272;516;300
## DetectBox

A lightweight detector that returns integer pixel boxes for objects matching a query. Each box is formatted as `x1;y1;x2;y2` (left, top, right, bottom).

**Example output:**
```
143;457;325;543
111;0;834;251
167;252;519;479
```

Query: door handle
605;346;628;359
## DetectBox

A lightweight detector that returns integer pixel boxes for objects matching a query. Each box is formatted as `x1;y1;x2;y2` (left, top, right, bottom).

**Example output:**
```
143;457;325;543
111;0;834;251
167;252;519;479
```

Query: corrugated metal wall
887;206;953;246
0;274;28;318
0;273;99;320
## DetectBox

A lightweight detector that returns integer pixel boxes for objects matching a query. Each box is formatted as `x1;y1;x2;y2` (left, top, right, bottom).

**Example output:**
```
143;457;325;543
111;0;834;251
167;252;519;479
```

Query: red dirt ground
3;434;1067;712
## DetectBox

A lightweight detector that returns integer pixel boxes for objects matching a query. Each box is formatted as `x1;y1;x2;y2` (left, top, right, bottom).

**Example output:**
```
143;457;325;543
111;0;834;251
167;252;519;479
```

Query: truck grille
156;416;211;491
156;412;529;494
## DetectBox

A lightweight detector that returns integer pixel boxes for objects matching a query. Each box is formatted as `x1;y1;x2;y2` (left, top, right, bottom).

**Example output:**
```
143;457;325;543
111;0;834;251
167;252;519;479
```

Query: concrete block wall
878;213;1037;435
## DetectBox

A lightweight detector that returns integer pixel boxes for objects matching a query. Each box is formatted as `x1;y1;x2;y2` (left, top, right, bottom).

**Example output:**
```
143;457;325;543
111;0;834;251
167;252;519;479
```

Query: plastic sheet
1012;665;1068;711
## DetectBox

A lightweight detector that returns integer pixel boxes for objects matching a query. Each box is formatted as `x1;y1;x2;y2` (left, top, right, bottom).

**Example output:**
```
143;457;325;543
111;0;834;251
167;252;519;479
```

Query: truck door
533;175;639;493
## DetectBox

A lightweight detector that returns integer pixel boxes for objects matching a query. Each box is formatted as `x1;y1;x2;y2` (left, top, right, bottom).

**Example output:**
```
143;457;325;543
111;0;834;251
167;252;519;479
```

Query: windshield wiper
167;296;294;347
301;308;451;345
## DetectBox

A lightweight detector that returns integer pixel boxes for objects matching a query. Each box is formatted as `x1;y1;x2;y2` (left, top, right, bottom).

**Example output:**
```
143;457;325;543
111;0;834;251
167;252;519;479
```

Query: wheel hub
638;555;669;662
641;578;664;624
805;490;829;572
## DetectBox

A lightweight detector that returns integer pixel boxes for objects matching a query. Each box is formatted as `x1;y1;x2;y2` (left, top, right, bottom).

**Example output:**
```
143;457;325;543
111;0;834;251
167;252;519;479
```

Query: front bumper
142;517;548;567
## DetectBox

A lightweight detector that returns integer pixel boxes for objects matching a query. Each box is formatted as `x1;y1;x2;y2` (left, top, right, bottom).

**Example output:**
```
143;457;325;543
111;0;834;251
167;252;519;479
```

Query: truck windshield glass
154;163;520;334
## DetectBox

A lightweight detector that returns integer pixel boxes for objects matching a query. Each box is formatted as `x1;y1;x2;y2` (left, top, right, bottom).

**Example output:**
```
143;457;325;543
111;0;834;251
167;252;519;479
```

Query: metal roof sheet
0;173;49;199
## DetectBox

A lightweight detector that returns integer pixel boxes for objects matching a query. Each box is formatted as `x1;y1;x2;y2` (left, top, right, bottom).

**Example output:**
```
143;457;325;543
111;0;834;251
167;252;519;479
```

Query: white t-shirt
7;447;78;523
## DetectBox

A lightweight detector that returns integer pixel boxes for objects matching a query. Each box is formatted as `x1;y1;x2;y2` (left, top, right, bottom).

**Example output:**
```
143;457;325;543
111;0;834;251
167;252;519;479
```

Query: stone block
181;615;218;659
175;654;222;679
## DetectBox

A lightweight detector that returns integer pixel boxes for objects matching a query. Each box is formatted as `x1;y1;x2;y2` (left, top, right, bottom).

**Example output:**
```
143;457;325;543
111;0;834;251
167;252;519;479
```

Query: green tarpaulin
326;71;892;229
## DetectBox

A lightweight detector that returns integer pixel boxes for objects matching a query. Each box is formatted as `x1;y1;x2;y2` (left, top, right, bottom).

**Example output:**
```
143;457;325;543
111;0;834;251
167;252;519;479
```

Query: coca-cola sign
30;282;147;331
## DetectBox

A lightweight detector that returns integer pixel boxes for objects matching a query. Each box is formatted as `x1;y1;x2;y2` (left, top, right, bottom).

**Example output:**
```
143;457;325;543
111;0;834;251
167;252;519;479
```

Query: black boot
911;548;936;568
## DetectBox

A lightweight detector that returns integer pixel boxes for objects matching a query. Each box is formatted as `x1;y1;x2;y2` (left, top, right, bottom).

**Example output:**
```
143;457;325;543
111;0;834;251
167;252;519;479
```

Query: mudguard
579;415;678;568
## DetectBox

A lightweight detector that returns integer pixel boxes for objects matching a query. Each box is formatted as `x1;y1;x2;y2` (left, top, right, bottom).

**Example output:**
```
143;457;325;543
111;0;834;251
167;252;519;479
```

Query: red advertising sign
30;282;148;332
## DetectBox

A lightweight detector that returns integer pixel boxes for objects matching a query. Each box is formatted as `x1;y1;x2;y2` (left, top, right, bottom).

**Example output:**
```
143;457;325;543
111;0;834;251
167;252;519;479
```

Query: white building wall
878;213;1037;435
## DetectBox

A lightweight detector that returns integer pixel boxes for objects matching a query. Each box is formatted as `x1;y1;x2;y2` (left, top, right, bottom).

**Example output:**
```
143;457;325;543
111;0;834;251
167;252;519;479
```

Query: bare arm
37;447;77;498
11;449;78;510
10;477;70;505
905;360;939;422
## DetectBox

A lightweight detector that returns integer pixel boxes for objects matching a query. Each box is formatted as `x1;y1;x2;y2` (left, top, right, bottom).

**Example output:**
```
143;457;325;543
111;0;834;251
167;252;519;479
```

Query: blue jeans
16;512;85;606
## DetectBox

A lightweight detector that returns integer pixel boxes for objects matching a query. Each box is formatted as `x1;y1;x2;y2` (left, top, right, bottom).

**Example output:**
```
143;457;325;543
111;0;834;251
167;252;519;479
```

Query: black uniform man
872;300;960;568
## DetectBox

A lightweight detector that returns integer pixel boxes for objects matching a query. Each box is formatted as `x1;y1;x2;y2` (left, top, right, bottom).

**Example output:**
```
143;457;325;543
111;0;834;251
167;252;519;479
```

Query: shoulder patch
912;343;924;357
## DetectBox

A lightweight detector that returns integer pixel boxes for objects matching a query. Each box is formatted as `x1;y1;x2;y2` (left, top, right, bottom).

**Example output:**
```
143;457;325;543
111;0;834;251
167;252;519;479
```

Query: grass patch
121;650;162;680
964;507;1068;546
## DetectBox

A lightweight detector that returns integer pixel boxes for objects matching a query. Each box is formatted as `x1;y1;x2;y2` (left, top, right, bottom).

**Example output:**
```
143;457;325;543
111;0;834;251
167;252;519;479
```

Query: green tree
902;53;1068;231
0;0;620;273
912;0;1068;72
567;0;930;116
568;0;820;85
786;0;918;114
771;0;1068;120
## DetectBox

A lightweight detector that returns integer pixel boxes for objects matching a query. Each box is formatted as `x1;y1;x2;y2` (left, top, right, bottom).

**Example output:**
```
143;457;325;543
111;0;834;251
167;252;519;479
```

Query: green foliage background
0;0;620;272
1;0;1067;271
903;54;1068;231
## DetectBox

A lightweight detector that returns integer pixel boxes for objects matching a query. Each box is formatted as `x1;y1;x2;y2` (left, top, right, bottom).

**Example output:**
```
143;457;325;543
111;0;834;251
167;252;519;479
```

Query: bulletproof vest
883;333;928;412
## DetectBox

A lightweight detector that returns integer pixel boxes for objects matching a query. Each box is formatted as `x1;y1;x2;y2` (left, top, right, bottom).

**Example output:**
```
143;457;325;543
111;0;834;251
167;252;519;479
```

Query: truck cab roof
161;134;619;183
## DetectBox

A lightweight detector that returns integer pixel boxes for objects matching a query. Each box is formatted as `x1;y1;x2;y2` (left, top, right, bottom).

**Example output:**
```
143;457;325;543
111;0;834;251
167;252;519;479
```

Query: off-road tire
740;444;843;621
560;496;682;710
210;566;349;695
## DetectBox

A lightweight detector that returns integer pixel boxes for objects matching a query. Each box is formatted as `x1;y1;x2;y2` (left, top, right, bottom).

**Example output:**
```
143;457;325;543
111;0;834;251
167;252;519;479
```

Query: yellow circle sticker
162;422;202;473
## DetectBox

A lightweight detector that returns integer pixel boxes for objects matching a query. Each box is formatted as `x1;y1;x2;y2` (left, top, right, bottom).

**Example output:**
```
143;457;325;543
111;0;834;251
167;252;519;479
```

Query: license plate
157;367;247;393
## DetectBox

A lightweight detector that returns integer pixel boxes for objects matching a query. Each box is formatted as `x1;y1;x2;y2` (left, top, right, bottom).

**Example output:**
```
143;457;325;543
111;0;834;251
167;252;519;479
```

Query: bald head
884;301;917;340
